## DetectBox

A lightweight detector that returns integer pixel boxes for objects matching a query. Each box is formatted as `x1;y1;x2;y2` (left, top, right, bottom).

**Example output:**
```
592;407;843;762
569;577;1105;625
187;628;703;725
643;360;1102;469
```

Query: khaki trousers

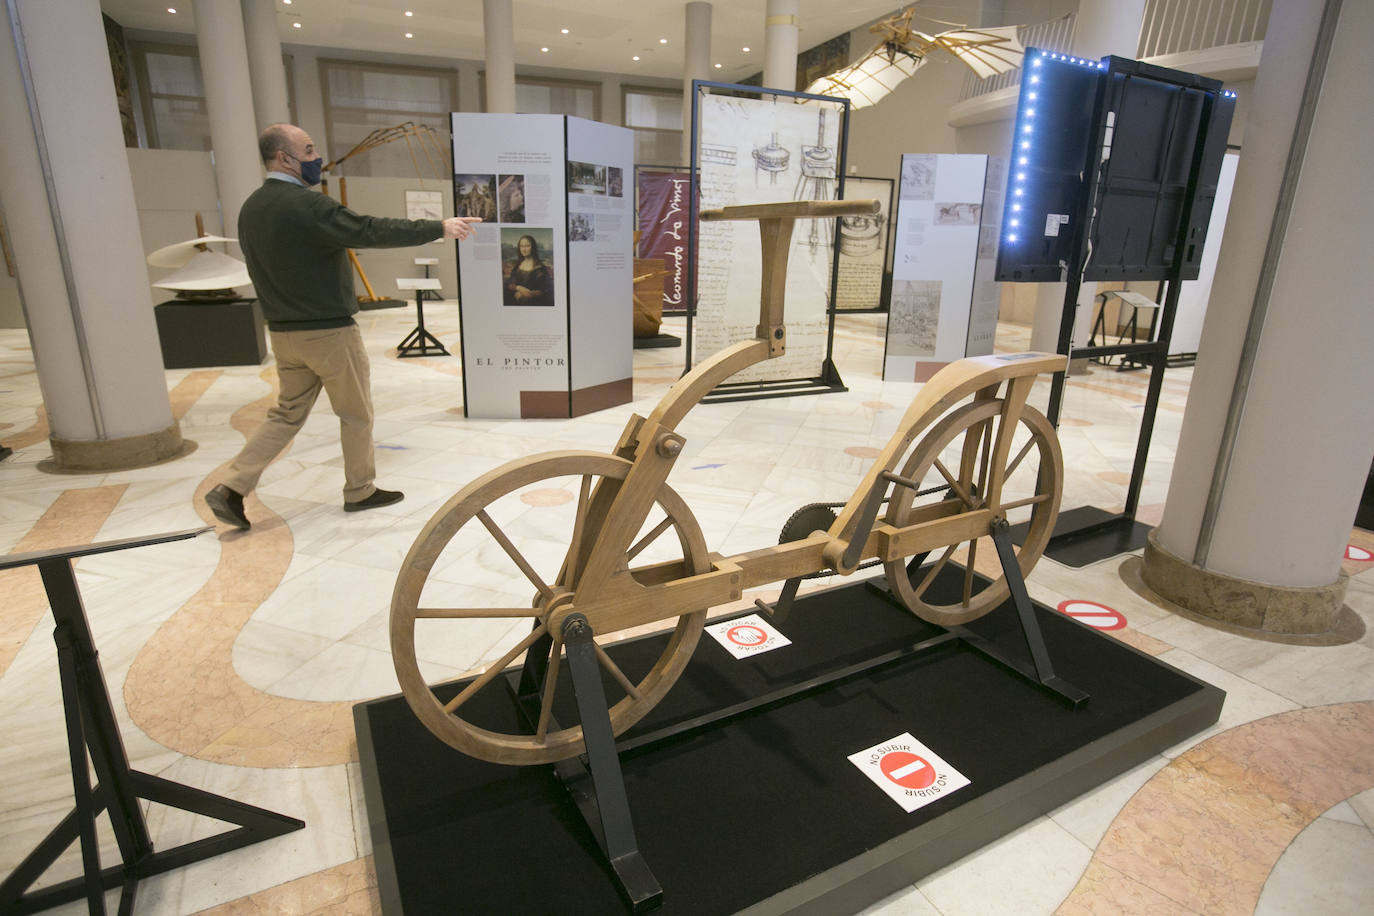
223;323;377;502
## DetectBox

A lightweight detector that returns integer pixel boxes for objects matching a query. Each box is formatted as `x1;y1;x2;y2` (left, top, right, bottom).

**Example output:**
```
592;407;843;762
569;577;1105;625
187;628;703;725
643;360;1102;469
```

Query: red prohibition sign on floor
1056;599;1127;631
1346;544;1373;562
727;624;768;647
880;751;937;789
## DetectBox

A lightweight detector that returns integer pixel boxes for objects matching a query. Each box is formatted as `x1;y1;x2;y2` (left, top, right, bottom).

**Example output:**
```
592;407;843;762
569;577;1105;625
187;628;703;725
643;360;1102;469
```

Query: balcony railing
958;0;1270;103
1137;0;1271;58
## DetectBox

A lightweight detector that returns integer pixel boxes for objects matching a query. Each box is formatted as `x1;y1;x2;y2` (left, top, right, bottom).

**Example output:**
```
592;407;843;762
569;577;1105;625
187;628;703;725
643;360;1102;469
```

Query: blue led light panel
994;49;1105;283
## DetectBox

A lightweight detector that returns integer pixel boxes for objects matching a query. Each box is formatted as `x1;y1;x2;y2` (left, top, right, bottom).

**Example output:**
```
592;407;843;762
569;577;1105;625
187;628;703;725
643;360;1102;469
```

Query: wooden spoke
1004;436;1036;481
976;416;994;497
564;474;594;588
962;538;977;606
416;606;541;619
627;515;674;562
594;642;642;700
1001;492;1052;512
932;458;977;508
534;637;564;741
442;623;549;714
477;509;554;600
914;543;956;599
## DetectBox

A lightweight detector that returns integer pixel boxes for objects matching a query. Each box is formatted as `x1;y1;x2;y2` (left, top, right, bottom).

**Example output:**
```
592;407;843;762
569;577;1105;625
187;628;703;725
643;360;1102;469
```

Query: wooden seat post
701;198;880;357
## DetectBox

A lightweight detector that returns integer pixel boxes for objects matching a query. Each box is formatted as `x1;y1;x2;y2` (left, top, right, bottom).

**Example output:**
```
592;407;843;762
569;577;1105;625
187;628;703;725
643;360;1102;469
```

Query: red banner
636;169;693;311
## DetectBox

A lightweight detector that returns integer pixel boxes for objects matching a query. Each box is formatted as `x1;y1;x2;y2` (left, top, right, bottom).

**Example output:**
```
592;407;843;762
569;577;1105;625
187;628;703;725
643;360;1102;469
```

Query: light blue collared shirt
266;170;307;188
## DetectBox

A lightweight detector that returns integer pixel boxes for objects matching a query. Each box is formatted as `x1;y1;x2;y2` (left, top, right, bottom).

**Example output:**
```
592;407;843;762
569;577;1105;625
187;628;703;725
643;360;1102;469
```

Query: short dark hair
258;124;292;165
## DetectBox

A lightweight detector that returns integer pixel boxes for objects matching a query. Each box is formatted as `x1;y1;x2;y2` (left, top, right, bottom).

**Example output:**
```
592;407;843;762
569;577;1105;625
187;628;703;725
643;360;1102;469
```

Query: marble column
194;0;262;243
240;0;290;127
0;0;183;470
1028;0;1149;357
682;1;712;163
1142;0;1374;634
483;0;516;114
763;0;798;92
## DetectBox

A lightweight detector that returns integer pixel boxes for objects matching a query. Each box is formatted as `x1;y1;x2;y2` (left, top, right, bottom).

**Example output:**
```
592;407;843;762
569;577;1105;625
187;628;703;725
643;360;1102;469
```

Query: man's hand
442;217;482;240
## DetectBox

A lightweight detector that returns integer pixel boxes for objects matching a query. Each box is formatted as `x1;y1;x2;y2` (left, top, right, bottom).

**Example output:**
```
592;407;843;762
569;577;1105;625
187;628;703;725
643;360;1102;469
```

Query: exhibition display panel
833;175;894;313
883;154;1003;381
452;113;634;419
686;81;851;401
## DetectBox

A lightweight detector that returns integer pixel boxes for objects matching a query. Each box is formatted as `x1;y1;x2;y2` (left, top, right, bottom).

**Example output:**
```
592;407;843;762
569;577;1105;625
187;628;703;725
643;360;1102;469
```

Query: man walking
206;123;478;530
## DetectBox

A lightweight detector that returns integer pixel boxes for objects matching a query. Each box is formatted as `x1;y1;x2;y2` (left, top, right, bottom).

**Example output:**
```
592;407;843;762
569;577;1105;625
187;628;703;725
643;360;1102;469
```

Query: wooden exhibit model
390;198;1067;767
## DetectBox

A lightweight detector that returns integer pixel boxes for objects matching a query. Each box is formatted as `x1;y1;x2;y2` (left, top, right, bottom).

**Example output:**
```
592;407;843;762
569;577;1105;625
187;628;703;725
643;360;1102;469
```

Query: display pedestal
355;568;1222;915
0;529;305;914
154;299;266;369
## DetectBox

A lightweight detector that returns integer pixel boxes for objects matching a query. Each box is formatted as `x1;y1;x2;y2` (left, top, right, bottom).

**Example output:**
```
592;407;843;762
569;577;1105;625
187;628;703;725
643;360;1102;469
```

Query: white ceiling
97;0;941;83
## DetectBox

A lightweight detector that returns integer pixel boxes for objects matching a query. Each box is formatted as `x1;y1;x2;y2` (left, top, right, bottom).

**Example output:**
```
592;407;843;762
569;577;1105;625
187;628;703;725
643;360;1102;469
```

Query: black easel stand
396;286;449;358
506;521;1087;914
0;529;305;915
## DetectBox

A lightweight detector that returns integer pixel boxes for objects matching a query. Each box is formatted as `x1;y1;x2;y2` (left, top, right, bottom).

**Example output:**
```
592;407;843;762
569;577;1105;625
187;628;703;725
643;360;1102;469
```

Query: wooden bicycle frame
543;198;1065;640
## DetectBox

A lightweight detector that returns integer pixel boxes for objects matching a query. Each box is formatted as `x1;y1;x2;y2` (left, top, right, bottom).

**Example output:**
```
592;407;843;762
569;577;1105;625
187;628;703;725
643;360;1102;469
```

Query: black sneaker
205;484;250;530
344;488;404;512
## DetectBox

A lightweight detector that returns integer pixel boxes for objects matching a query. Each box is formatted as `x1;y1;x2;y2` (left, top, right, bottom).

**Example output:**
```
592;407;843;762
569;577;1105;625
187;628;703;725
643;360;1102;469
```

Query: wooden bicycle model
391;198;1069;769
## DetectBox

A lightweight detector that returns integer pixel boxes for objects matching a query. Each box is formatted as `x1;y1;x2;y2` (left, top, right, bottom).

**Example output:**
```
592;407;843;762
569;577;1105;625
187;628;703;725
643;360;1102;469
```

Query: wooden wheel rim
390;450;709;765
883;400;1061;627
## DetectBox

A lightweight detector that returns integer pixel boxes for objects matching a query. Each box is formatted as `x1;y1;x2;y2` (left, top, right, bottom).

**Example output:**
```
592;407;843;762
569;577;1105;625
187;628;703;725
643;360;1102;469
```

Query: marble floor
0;307;1371;914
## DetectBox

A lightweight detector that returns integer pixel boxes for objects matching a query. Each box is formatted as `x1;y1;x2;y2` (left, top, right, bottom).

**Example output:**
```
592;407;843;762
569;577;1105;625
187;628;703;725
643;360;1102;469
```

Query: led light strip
1005;51;1109;246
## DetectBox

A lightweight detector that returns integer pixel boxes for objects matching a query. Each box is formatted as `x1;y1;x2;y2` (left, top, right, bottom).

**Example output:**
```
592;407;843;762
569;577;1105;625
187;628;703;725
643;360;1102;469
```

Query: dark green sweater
238;178;443;330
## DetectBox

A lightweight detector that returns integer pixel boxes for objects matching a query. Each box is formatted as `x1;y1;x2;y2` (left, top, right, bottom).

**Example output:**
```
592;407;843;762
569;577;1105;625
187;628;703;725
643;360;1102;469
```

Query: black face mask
285;151;324;186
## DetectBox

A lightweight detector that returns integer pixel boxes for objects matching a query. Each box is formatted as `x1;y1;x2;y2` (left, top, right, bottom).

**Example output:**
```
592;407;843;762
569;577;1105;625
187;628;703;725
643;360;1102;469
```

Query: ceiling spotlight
714;63;722;68
632;55;640;61
659;38;667;44
540;47;549;53
292;21;301;28
405;10;413;16
282;0;291;5
167;6;176;12
742;46;750;52
561;28;569;34
405;32;414;39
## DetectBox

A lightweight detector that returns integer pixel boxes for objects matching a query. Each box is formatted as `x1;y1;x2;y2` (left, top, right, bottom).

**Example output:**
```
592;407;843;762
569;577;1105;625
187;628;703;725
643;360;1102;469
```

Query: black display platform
1018;505;1154;568
633;333;682;349
154;299;267;369
355;570;1221;915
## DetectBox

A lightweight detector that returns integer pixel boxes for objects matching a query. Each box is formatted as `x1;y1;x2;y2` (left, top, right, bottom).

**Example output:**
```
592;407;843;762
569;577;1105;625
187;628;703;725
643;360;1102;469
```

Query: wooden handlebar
700;198;881;221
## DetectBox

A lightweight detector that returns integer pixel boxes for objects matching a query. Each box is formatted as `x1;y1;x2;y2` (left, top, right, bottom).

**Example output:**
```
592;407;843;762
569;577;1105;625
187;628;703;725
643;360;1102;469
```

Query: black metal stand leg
559;615;662;913
980;521;1089;708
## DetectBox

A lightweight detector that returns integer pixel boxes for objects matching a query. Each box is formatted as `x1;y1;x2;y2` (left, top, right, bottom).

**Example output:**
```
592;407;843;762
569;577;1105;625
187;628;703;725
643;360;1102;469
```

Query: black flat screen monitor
995;50;1236;284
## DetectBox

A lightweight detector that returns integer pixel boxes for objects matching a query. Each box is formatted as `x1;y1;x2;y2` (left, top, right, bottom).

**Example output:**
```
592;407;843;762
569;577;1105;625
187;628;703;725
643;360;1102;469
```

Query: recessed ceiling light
659;38;668;44
405;10;414;16
540;47;549;52
167;6;176;12
714;63;722;69
742;46;751;52
405;32;413;39
282;0;291;5
292;21;301;28
561;28;569;34
632;55;640;61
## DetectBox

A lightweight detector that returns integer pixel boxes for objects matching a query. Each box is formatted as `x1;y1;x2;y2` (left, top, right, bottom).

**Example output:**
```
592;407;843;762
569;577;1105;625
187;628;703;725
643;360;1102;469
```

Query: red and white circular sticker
1056;599;1127;630
726;624;768;647
880;751;937;789
1346;544;1373;562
